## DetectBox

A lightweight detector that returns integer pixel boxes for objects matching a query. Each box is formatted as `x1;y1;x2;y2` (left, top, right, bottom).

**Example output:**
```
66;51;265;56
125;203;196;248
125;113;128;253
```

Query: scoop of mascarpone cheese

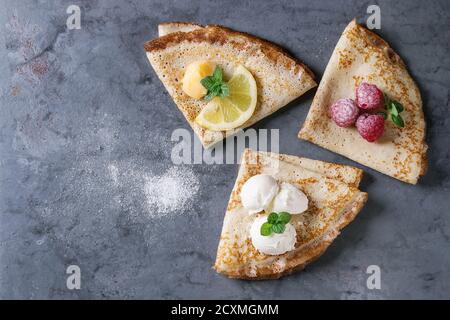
250;215;297;255
240;174;279;214
270;182;309;214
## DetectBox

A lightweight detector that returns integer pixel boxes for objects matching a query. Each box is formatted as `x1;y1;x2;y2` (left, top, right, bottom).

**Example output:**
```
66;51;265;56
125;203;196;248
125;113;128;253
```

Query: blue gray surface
0;0;449;299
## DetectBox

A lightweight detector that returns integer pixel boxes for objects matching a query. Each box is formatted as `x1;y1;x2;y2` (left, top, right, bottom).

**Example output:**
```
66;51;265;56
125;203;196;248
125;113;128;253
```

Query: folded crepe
145;23;316;148
214;149;368;279
298;20;427;184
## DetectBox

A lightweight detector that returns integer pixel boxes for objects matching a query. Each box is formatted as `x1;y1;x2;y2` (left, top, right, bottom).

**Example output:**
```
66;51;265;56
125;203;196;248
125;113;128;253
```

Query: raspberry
356;82;384;110
356;113;385;142
329;98;359;127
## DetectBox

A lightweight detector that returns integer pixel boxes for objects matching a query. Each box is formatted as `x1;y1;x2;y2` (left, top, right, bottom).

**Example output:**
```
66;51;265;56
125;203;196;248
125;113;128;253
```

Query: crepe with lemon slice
214;148;368;279
145;23;316;148
298;20;427;184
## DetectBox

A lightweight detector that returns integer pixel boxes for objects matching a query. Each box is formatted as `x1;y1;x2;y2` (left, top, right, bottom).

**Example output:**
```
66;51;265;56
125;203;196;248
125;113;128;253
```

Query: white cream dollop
240;174;279;214
270;182;308;214
250;215;297;255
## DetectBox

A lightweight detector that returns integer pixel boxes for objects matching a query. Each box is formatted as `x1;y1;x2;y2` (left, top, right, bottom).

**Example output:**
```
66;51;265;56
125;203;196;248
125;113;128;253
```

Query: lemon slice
195;65;257;131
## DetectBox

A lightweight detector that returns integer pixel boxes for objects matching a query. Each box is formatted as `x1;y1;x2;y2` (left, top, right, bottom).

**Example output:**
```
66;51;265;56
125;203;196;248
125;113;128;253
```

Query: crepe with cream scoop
298;20;427;184
214;148;368;279
144;23;316;148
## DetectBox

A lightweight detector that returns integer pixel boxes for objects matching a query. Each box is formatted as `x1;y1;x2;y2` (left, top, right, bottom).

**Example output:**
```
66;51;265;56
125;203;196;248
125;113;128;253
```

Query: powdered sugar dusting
144;166;200;216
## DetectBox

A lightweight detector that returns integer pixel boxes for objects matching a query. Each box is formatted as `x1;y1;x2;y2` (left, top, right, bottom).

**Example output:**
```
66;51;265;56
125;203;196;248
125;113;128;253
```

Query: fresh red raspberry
356;113;385;142
356;82;384;110
329;98;359;127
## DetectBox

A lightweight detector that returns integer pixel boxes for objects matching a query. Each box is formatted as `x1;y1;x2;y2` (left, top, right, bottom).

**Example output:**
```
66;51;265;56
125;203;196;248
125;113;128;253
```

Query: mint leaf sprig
379;94;405;128
260;212;292;236
200;66;230;101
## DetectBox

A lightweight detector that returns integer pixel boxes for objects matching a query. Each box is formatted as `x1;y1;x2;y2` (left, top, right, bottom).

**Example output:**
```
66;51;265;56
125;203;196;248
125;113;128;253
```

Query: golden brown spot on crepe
326;181;338;192
338;49;355;69
296;177;319;185
352;75;363;86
